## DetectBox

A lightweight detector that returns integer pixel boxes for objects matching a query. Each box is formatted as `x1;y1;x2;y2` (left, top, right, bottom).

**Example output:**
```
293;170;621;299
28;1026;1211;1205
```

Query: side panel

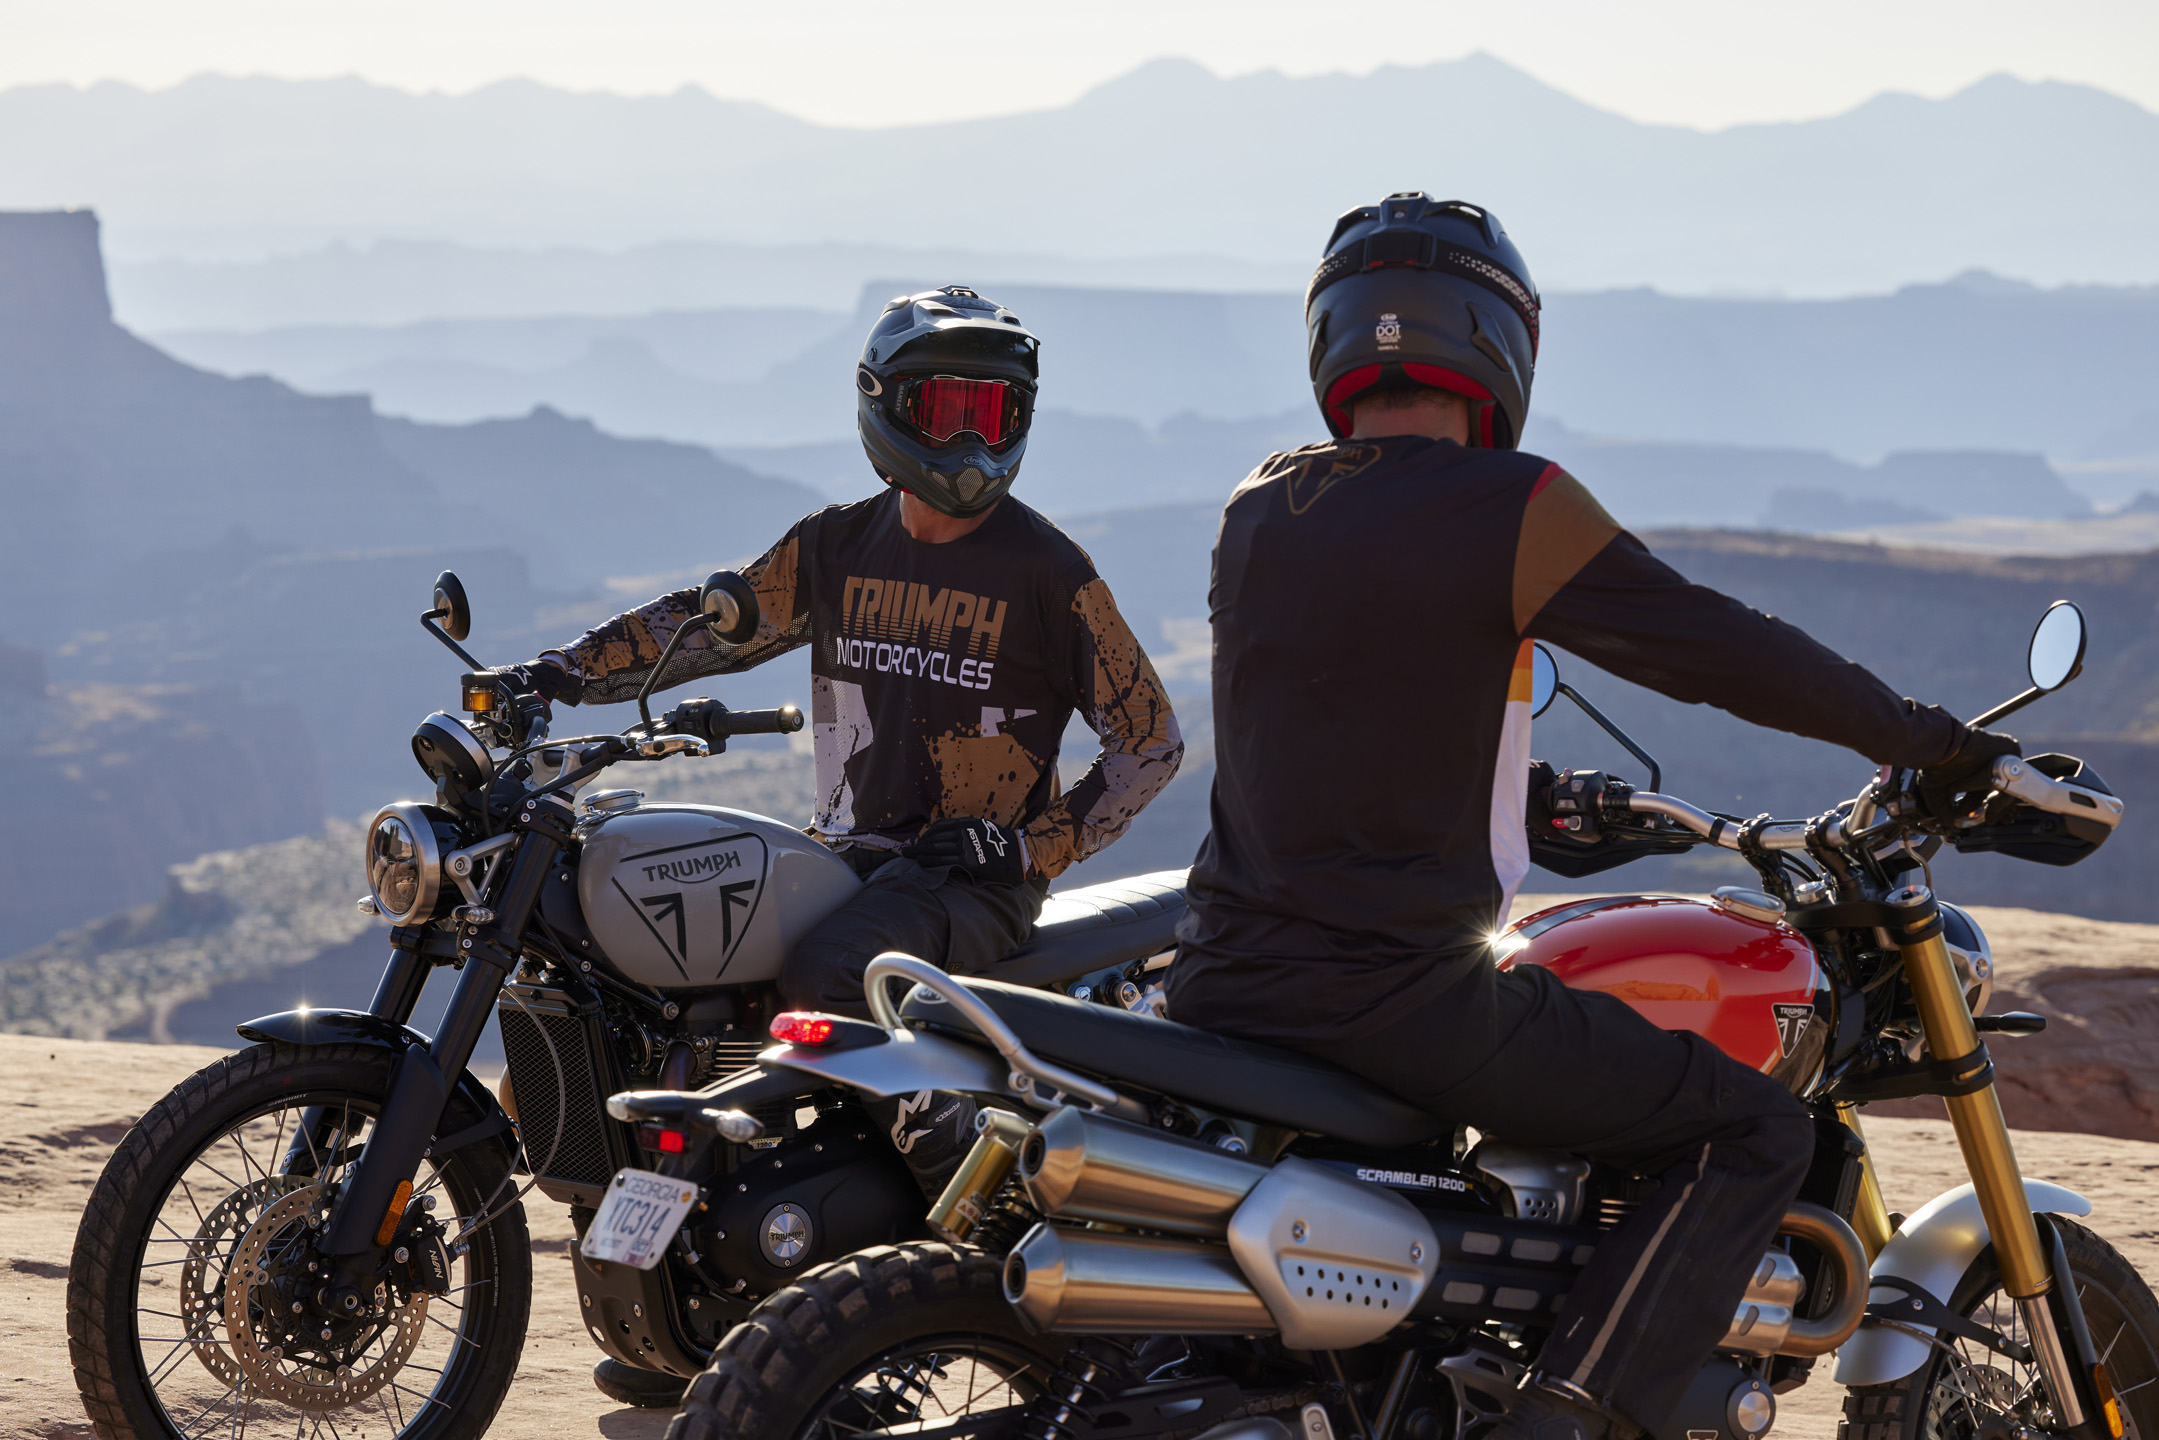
577;805;859;990
1832;1179;2093;1386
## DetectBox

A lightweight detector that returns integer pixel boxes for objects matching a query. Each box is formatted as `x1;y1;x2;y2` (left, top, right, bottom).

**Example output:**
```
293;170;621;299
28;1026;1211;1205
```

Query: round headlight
366;802;445;924
1940;902;1993;1017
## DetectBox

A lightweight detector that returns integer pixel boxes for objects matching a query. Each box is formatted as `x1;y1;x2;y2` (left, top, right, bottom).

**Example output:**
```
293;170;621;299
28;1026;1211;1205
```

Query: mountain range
6;58;2156;295
154;272;2159;510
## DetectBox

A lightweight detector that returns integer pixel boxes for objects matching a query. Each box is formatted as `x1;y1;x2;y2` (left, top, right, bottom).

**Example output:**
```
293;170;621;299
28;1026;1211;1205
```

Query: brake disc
174;1174;315;1387
222;1186;429;1411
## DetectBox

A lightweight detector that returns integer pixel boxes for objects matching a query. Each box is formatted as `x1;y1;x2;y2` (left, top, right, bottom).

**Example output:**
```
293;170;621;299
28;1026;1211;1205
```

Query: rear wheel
667;1242;1066;1440
67;1042;531;1440
1840;1218;2159;1440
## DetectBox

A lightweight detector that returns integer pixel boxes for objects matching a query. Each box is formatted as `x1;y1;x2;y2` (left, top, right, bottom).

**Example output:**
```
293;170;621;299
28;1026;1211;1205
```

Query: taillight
636;1124;686;1154
770;1012;836;1046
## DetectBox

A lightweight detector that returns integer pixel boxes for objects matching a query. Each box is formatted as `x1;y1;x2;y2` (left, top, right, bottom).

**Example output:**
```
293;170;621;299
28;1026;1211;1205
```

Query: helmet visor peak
904;375;1012;447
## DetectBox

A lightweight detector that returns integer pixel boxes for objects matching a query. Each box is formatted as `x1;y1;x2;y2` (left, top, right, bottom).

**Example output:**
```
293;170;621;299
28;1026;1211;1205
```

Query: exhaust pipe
1019;1106;1266;1236
1003;1224;1277;1334
1717;1202;1870;1358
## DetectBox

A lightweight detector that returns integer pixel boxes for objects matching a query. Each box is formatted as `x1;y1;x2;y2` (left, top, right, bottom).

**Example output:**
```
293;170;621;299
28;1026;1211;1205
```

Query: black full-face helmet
1305;193;1541;447
857;286;1041;518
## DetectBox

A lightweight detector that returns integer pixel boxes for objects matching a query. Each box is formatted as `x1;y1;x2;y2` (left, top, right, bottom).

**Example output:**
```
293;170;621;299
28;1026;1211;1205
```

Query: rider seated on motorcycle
1168;194;2017;1440
520;286;1182;1402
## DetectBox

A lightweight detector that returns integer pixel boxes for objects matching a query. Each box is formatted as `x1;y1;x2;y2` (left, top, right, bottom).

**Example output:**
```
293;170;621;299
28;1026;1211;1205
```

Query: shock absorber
966;1176;1042;1259
1017;1339;1140;1440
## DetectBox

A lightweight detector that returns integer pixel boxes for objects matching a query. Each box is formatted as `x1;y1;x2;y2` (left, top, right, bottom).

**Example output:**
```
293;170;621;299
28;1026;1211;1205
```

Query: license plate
581;1168;700;1271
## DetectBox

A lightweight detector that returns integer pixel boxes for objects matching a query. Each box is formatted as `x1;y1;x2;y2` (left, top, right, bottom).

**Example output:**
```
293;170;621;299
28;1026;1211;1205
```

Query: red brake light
636;1124;686;1154
771;1012;836;1046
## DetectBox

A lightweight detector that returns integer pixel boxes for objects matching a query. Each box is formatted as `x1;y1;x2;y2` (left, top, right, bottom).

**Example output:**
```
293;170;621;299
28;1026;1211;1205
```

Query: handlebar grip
723;704;805;736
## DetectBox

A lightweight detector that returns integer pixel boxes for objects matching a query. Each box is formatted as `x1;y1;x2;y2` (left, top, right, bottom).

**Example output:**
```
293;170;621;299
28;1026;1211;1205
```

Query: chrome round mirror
699;570;761;645
431;570;471;642
1530;643;1560;718
2026;600;2086;692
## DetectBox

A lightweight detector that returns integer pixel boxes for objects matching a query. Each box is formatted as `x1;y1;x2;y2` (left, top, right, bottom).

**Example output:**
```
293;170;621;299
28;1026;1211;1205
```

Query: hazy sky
4;0;2155;130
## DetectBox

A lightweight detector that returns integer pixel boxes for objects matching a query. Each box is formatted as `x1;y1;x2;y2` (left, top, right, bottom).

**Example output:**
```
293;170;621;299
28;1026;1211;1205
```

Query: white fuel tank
577;804;860;990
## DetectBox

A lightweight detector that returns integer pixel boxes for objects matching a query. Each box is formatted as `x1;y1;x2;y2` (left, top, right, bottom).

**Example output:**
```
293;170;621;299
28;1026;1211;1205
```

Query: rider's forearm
1024;581;1185;878
557;534;810;706
1535;532;1966;770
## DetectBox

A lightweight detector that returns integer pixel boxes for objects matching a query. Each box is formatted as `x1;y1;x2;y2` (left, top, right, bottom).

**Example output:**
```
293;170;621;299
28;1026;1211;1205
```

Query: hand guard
1916;729;2021;822
905;817;1028;887
1525;760;1691;878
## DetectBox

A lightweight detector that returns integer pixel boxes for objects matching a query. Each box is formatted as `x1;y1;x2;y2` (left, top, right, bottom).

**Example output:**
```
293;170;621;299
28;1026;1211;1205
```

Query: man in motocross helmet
1168;194;2019;1440
523;285;1182;1403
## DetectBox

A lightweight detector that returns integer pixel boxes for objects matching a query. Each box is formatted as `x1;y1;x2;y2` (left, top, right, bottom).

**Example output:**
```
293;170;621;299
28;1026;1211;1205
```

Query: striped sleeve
555;527;812;706
1021;576;1184;879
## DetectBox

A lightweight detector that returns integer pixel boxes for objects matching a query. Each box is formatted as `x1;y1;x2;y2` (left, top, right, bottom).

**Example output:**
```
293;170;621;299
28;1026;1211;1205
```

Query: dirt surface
9;957;2159;1438
0;1035;671;1440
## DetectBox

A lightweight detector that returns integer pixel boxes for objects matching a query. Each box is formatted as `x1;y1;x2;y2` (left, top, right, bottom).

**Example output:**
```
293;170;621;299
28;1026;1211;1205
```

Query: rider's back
1173;432;1964;1037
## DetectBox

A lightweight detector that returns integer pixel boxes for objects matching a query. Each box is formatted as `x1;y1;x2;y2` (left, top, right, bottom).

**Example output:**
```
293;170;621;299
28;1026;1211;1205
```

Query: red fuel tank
1496;895;1830;1091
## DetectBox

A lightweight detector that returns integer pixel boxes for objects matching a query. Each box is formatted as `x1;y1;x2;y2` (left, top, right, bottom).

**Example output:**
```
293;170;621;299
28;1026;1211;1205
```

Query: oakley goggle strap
1306;231;1541;357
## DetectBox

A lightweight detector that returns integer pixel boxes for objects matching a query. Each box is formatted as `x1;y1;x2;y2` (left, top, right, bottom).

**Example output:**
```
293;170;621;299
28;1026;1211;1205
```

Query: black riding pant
776;848;1046;1021
1184;950;1812;1434
779;849;1047;1189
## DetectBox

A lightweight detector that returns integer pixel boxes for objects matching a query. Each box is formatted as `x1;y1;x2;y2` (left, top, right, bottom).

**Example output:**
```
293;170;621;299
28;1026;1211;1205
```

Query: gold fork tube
1887;885;2052;1300
1834;1103;1896;1260
1889;885;2086;1428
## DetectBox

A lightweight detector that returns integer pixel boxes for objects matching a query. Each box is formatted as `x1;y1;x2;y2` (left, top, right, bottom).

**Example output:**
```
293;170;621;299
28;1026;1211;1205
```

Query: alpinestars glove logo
891;1088;936;1155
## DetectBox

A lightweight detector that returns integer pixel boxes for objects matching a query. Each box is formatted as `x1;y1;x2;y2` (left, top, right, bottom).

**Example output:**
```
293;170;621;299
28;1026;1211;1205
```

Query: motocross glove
905;817;1029;887
505;659;583;706
1916;728;2021;821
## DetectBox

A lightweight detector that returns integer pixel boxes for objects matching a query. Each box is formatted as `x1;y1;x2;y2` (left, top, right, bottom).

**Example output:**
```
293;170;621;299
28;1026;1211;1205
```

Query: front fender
236;1007;517;1165
1832;1179;2092;1386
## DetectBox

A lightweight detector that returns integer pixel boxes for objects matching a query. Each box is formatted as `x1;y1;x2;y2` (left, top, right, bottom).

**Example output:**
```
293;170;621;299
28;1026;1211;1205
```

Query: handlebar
1618;751;2119;856
1625;794;1830;852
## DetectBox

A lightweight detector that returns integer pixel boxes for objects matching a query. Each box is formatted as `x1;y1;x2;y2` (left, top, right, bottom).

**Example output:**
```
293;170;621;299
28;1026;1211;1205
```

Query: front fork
312;799;571;1286
1883;884;2115;1437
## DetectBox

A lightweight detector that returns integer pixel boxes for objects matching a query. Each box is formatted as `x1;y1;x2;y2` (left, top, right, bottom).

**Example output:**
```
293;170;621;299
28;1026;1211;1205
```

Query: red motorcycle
625;601;2150;1440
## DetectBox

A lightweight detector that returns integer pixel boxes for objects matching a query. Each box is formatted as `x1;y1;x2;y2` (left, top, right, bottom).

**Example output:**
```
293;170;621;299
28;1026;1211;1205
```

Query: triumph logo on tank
638;848;745;885
1375;313;1402;347
1772;1003;1814;1057
609;833;769;981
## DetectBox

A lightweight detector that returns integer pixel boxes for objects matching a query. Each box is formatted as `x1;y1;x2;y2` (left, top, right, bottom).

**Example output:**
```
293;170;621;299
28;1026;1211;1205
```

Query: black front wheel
67;1041;532;1440
1841;1217;2159;1440
668;1242;1067;1440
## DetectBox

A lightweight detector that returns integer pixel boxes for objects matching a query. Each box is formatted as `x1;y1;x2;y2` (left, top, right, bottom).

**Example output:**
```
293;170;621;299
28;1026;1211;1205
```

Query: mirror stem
1556;682;1662;793
1968;685;2044;732
421;608;485;670
634;614;713;732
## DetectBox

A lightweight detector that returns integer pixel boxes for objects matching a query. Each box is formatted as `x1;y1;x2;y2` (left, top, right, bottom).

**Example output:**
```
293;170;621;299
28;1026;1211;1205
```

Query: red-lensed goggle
903;376;1013;447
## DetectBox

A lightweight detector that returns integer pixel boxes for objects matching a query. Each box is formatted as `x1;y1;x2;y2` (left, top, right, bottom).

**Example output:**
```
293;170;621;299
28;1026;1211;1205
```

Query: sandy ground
7;1031;2159;1439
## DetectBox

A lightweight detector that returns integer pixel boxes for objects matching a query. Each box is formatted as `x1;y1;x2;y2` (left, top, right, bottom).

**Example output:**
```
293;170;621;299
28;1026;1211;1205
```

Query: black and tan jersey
552;489;1182;879
1169;436;1966;1032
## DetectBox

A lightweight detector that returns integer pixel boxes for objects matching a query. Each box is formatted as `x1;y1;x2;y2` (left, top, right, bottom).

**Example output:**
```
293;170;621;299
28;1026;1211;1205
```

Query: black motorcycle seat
901;975;1448;1149
986;869;1190;987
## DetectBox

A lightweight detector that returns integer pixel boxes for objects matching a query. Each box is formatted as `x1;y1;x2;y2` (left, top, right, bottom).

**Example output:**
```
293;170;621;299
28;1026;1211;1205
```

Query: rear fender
1832;1179;2091;1386
755;1030;1013;1100
237;1007;517;1166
